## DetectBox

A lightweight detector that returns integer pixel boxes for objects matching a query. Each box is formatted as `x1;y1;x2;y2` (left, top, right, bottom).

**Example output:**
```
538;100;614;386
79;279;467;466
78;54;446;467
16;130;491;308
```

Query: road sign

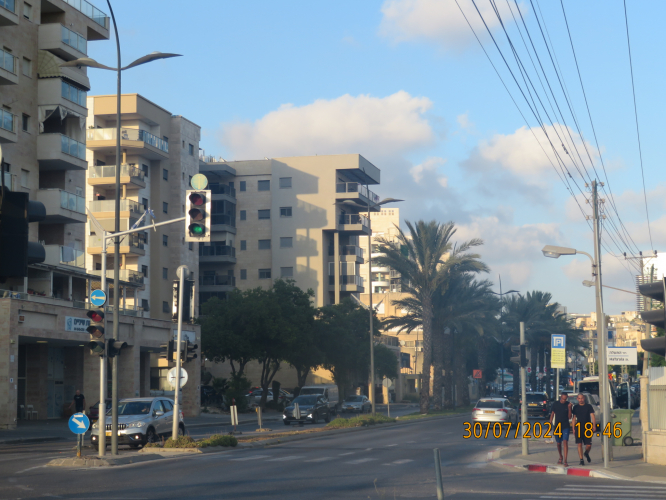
90;289;107;307
551;334;566;369
167;367;188;388
382;378;393;388
190;173;208;190
527;367;532;374
473;369;482;379
551;335;566;349
607;347;638;365
68;413;90;434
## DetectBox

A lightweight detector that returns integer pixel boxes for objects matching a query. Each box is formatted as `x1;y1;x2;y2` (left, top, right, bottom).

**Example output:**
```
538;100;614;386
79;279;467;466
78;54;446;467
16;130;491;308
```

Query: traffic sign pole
172;265;188;439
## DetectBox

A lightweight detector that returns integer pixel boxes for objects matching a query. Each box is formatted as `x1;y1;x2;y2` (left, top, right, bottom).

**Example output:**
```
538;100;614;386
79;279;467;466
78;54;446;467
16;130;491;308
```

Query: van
578;376;618;409
299;384;339;414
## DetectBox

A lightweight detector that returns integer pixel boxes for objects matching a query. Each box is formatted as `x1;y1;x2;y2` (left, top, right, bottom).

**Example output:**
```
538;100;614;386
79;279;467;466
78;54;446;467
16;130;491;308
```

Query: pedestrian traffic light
510;345;528;367
160;340;175;362
185;190;211;242
182;340;198;363
107;339;127;358
86;309;105;338
172;279;195;322
0;187;46;279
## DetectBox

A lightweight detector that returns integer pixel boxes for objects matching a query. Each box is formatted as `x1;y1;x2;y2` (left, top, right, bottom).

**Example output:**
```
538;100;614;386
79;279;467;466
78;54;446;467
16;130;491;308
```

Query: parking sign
551;335;566;349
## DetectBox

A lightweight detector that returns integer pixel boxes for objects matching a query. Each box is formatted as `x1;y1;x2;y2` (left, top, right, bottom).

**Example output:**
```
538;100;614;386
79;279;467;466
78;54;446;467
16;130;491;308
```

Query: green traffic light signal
189;223;204;235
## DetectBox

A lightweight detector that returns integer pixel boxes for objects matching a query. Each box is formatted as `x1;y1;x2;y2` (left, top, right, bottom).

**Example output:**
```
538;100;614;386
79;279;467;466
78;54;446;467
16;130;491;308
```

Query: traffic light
107;340;127;358
172;279;195;323
160;340;175;362
510;345;528;367
182;340;198;363
0;187;46;279
639;278;665;358
185;190;211;242
88;340;105;355
86;308;105;338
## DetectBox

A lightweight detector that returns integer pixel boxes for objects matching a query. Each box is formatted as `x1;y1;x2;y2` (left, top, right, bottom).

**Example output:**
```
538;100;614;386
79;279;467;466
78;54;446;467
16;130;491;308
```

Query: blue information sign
90;289;107;307
551;334;566;349
68;413;90;434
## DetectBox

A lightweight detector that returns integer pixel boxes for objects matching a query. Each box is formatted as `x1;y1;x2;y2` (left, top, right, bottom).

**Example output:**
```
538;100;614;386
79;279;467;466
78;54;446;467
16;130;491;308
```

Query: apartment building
358;207;402;294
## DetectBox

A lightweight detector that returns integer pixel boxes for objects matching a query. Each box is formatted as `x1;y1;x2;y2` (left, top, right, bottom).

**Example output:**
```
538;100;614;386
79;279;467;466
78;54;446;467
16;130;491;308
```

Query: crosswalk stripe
228;455;269;461
266;456;306;462
345;458;377;464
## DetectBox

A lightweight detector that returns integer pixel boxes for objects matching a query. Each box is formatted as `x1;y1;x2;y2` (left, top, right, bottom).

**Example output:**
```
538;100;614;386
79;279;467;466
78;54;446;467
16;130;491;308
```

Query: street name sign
68;413;89;434
607;347;638;365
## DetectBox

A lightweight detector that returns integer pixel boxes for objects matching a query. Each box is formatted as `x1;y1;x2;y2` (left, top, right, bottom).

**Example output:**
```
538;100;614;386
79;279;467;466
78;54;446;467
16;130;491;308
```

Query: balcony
338;213;371;235
89;199;145;217
336;182;380;209
211;213;236;233
210;182;237;203
0;48;18;85
198;244;236;264
88;269;145;286
199;274;236;292
328;274;365;293
43;245;85;269
87;127;168;160
328;245;364;263
39;24;87;61
36;189;86;224
87;233;145;256
37;133;87;171
88;164;146;189
0;109;16;143
0;0;18;26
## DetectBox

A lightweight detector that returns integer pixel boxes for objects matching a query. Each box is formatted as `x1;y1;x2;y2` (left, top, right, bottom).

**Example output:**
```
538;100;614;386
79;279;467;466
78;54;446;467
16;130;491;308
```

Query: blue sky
87;0;666;315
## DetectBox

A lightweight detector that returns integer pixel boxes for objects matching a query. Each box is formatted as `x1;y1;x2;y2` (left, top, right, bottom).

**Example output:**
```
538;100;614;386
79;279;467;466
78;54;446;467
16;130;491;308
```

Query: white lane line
338;452;355;456
15;465;47;474
540;496;664;500
266;456;306;462
562;486;666;491
345;458;377;464
228;455;269;461
554;493;666;499
385;444;398;447
304;457;334;463
382;459;414;466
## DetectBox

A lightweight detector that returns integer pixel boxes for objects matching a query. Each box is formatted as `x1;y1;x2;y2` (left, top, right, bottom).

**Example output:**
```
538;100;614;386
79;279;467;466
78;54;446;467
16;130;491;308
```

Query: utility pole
520;322;528;456
173;265;188;438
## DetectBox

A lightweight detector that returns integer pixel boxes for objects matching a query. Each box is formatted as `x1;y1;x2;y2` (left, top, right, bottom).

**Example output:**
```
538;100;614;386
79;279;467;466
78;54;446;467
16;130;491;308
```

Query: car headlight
127;421;145;428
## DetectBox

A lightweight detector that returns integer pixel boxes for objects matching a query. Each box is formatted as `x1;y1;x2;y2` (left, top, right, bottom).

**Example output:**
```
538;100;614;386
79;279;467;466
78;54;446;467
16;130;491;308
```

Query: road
0;413;659;499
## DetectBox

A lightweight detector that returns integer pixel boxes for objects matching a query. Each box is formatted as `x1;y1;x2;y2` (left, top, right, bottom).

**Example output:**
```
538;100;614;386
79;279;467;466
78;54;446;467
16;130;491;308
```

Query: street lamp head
377;198;404;206
122;52;182;71
542;245;577;259
59;57;116;71
582;280;595;288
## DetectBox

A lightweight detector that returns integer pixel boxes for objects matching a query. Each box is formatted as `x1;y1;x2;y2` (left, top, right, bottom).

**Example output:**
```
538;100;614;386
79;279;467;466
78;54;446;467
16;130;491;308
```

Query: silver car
90;397;185;450
472;398;518;425
341;395;371;413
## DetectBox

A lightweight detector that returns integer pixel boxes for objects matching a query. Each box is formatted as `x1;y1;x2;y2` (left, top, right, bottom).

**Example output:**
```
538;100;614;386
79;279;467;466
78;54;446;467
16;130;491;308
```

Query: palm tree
375;221;485;413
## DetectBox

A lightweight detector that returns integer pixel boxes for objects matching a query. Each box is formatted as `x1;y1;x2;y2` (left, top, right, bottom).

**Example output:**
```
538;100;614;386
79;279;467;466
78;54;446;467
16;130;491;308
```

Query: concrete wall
646;431;666;466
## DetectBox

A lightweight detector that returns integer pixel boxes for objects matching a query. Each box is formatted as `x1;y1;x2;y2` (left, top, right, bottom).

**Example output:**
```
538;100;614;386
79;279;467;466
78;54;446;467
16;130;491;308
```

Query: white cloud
409;156;447;186
220;91;435;160
457;112;474;132
379;0;525;52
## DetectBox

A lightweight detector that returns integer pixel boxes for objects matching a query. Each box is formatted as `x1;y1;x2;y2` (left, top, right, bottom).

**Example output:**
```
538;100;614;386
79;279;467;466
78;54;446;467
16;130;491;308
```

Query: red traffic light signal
86;309;105;338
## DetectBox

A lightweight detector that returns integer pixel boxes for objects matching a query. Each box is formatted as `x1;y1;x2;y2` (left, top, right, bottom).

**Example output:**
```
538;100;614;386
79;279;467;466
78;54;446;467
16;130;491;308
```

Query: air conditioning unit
416;347;423;352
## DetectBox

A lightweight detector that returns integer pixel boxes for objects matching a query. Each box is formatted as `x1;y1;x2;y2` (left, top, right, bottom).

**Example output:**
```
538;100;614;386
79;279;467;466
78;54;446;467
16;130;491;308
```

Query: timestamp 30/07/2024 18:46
462;421;624;439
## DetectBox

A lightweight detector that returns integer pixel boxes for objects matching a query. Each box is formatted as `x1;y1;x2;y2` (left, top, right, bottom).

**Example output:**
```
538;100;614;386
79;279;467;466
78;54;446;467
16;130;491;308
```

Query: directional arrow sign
68;413;90;434
90;289;107;307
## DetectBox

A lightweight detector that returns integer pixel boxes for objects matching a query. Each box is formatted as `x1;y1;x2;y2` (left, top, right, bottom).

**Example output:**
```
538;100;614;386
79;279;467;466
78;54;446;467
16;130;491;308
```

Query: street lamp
61;1;181;457
490;275;519;395
542;243;610;468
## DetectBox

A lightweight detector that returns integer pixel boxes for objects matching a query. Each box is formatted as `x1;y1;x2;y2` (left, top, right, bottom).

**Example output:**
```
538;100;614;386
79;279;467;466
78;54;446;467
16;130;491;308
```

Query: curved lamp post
489;276;519;395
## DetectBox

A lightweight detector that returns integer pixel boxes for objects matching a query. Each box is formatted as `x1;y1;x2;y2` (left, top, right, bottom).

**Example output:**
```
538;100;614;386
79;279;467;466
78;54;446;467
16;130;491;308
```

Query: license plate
483;410;494;414
528;404;537;406
105;431;121;436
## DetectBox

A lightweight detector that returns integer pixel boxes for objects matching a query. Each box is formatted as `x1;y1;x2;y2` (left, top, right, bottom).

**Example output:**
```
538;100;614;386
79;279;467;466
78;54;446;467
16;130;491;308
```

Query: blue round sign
90;289;107;307
69;413;90;434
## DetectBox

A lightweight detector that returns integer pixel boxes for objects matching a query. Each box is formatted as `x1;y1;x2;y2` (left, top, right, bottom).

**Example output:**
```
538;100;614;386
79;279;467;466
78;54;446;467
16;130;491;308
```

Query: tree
374;343;399;381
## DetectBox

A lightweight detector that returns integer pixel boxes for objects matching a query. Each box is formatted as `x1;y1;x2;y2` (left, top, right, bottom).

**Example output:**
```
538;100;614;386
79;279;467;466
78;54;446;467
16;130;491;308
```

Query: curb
47;453;165;468
0;436;64;445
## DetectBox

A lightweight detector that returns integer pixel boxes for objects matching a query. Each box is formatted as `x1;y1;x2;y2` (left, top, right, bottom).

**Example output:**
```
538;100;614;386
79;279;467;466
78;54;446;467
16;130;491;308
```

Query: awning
38;104;85;132
37;50;91;90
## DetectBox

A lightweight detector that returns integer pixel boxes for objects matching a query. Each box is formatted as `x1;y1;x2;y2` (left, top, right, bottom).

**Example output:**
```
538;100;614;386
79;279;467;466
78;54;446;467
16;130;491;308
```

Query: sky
86;0;666;315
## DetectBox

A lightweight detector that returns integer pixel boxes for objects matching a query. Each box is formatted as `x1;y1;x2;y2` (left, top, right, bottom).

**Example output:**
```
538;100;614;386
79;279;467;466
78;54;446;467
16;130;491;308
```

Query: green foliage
223;373;252;412
374;343;399;380
326;414;395;428
163;435;196;448
211;377;228;395
401;393;419;403
198;434;238;448
201;369;213;386
150;434;238;449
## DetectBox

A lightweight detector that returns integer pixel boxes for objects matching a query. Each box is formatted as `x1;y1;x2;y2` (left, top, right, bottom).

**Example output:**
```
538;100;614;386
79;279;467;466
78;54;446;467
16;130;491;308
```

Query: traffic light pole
172;265;188;439
98;243;107;458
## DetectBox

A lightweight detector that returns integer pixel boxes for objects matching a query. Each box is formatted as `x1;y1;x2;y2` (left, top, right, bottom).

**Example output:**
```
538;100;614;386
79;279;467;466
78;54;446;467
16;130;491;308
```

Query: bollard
230;405;238;433
434;448;444;500
77;434;81;458
256;406;263;430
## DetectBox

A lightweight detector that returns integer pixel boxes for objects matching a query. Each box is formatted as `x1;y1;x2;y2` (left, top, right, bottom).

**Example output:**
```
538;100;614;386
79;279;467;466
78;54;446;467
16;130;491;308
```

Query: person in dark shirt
550;393;572;466
69;390;86;414
571;393;596;466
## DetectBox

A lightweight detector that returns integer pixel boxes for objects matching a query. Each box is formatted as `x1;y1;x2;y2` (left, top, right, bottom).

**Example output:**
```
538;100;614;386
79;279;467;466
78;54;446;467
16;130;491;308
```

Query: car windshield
526;394;547;403
476;400;503;409
292;396;317;405
299;388;323;396
114;401;152;415
345;396;364;402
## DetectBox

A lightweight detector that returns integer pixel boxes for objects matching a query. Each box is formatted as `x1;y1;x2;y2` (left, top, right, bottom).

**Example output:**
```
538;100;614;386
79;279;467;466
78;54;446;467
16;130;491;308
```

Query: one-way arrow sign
68;413;90;434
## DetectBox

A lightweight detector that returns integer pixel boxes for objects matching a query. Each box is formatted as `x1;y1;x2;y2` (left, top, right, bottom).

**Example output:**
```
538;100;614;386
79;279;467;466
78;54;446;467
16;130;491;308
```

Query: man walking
69;390;86;415
571;393;596;466
550;392;572;466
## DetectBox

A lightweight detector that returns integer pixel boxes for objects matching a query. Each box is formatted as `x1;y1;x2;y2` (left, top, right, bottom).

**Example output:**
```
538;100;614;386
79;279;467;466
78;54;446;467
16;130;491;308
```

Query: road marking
15;465;46;474
338;452;355;456
266;456;305;462
385;444;398;447
562;486;666;491
345;458;377;464
228;455;269;461
540;496;665;500
382;459;414;466
304;457;334;463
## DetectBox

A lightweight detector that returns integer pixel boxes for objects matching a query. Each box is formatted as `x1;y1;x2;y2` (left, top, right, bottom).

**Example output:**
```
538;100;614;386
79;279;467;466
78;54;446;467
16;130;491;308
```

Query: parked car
88;399;112;423
245;388;289;406
519;392;552;419
283;395;331;425
201;386;218;406
299;384;339;414
472;398;518;425
567;392;600;420
90;397;184;450
341;395;371;414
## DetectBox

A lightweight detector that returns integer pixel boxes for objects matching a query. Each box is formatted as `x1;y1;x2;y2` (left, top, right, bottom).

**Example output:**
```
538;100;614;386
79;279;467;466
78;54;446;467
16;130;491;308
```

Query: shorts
555;427;570;443
575;434;592;445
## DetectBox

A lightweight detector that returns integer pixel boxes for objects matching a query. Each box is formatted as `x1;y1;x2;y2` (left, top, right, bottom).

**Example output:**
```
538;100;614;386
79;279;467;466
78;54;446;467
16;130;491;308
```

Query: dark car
520;392;552;419
88;399;112;428
283;395;331;425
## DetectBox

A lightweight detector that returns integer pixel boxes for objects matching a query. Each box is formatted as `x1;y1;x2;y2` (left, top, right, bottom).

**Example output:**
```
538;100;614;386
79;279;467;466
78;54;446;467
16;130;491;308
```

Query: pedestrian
571;393;596;466
69;390;86;415
549;392;572;466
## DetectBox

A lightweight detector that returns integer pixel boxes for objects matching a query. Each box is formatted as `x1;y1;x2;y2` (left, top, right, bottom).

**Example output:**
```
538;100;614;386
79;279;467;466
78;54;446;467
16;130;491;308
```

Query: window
162;235;168;246
162;169;168;180
239;181;246;192
142;265;148;277
279;207;292;218
141;299;149;312
21;57;31;77
258;209;270;220
280;237;293;248
163;267;168;279
20;169;29;188
188;144;194;156
281;267;294;278
21;114;29;132
162;202;168;214
240;269;247;280
239;210;246;221
240;240;246;251
279;177;292;189
162;301;169;313
23;2;32;19
188;175;192;187
188;242;193;251
258;239;271;250
258;180;270;191
142;164;149;178
259;269;271;279
142;197;149;208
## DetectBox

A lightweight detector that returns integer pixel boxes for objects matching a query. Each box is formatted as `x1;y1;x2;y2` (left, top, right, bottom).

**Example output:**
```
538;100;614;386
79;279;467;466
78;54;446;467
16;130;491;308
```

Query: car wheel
145;427;157;444
283;421;291;426
324;411;331;423
312;412;319;424
129;443;141;449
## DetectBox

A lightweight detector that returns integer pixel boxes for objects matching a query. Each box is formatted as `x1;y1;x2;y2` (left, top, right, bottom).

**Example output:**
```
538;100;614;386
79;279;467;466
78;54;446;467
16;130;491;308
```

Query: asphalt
1;413;662;499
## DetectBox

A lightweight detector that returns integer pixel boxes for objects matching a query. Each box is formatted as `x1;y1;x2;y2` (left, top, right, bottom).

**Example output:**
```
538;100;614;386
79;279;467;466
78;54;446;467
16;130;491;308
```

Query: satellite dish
399;340;405;346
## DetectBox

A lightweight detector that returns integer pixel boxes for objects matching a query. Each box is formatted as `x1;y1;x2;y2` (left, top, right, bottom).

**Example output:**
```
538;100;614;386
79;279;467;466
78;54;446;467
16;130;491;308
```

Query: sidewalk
490;414;666;484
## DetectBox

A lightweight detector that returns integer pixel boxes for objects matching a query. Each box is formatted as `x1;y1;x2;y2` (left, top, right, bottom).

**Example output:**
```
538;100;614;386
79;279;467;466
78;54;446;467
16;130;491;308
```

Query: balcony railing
329;275;364;286
336;182;380;205
328;245;364;258
339;214;370;227
0;108;15;132
61;81;87;107
87;127;168;153
62;0;109;28
61;25;87;54
199;275;236;287
199;245;236;257
88;233;144;250
209;183;236;197
89;199;145;214
199;154;225;163
88;269;145;285
0;0;16;13
89;164;145;181
60;134;86;160
211;214;236;227
0;48;15;74
55;246;85;267
60;190;86;214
